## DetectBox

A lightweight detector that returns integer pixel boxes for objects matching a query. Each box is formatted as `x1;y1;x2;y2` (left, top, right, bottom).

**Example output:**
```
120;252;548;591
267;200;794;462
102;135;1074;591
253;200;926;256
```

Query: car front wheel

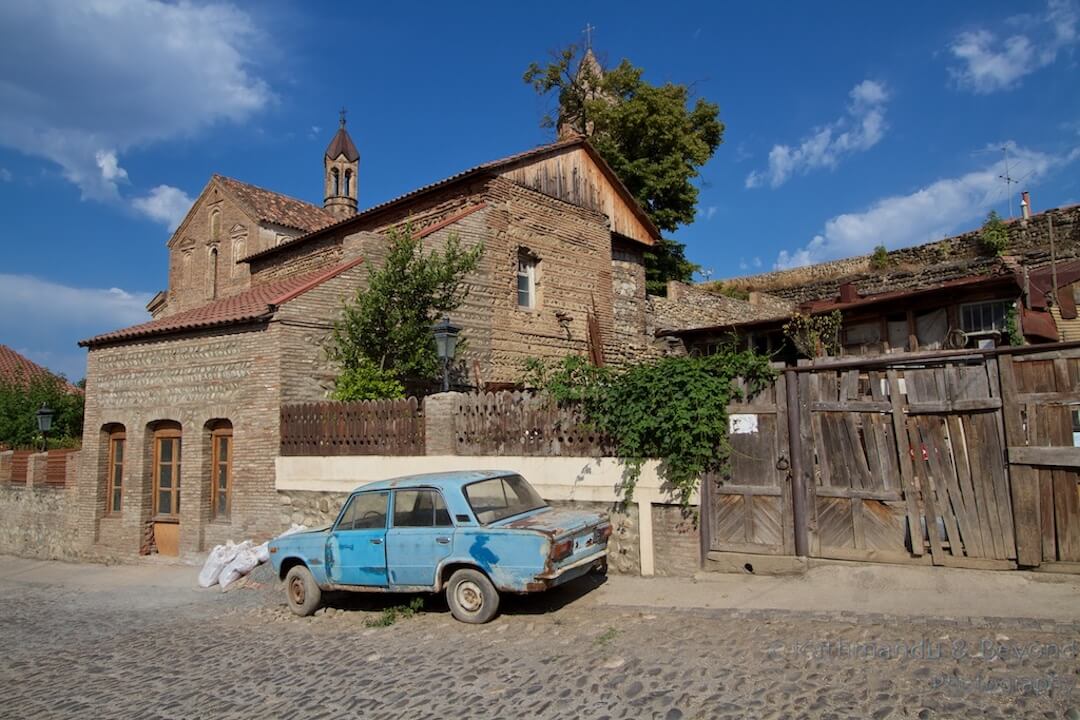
446;568;499;624
284;565;322;617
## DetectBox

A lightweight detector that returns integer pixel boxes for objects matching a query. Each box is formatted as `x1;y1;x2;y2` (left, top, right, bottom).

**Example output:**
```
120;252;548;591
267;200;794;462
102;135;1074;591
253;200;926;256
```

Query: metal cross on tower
583;23;596;50
339;106;348;127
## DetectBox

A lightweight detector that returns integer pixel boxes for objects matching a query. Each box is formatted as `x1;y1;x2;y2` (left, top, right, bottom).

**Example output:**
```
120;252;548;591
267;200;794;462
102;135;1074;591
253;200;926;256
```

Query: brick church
75;118;663;558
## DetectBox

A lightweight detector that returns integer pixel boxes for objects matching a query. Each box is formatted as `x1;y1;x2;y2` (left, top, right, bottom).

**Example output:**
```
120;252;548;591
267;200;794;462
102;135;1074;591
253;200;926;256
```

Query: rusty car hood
498;507;605;538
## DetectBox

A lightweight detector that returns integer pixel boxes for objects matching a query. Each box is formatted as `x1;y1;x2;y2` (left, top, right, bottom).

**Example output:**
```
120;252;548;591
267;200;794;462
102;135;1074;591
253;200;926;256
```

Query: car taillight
598;524;612;541
551;538;574;561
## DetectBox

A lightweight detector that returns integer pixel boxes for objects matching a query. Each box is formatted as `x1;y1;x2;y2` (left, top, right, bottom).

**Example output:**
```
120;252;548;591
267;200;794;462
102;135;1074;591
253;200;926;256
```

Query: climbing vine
782;310;842;358
523;350;776;505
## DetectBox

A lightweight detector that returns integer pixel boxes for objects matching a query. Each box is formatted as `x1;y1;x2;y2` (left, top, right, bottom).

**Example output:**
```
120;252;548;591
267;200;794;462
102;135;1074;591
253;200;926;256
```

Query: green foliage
870;244;889;270
326;224;482;391
783;310;843;358
980;211;1009;256
645;237;700;296
708;282;751;302
524;45;722;286
1005;304;1024;347
0;372;84;449
365;597;425;627
594;626;618;646
330;359;405;401
523;351;776;505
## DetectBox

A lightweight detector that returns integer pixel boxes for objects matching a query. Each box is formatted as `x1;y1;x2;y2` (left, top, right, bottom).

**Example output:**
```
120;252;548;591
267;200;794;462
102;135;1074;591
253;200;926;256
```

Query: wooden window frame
210;425;233;522
152;427;182;521
516;250;538;309
105;430;125;516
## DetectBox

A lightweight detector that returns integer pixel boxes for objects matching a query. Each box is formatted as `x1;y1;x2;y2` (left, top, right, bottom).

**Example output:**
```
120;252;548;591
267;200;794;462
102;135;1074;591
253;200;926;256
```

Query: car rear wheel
284;565;322;617
446;568;499;624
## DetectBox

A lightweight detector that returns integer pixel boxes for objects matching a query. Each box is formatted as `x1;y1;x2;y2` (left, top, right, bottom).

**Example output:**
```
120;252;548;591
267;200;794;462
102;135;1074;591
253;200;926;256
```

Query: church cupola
324;108;359;219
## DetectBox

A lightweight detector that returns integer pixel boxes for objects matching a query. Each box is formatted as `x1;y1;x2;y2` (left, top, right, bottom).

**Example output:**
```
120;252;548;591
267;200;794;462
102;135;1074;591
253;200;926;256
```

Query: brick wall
651;503;701;577
78;325;283;559
0;450;82;559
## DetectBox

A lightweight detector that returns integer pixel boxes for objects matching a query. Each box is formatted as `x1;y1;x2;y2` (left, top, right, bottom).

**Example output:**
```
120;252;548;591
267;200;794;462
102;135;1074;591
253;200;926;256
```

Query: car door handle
371;538;383;545
435;537;451;544
339;544;353;551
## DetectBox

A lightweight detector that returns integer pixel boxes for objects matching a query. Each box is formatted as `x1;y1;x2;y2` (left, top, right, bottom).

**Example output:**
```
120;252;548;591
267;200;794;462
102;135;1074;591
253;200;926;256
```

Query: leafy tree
783;310;843;359
326;224;482;399
980;210;1009;256
0;372;84;449
524;45;722;293
870;244;889;270
523;350;775;505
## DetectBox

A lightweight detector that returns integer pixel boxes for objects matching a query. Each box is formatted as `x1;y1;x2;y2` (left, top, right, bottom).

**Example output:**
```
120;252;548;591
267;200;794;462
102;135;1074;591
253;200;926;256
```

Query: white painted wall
275;455;700;576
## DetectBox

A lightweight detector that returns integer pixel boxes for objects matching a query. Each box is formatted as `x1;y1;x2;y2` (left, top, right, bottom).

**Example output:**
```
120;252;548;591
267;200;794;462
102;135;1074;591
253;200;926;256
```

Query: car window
336;491;388;531
463;475;546;525
393;489;453;528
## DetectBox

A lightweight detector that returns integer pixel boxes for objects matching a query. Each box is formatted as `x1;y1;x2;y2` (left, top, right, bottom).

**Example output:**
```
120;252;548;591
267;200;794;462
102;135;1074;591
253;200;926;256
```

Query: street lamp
35;403;55;452
432;316;462;393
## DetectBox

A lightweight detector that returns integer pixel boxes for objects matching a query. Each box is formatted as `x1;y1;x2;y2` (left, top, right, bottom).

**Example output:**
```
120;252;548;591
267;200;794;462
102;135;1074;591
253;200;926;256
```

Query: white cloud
0;168;11;182
0;273;154;379
746;80;889;189
948;0;1079;93
132;185;195;230
774;143;1075;269
705;206;718;220
0;0;272;201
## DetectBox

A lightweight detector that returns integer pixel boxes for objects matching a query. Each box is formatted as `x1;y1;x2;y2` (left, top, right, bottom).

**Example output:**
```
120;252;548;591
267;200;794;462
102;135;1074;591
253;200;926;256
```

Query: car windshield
464;474;547;525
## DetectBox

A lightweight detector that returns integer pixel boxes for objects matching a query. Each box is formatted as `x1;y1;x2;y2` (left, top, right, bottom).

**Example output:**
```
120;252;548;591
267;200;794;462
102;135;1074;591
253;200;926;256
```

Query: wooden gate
701;344;1080;570
1000;349;1080;570
706;372;795;556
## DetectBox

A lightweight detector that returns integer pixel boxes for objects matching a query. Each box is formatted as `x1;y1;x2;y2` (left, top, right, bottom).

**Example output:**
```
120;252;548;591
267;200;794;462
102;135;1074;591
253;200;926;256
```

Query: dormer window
517;250;538;309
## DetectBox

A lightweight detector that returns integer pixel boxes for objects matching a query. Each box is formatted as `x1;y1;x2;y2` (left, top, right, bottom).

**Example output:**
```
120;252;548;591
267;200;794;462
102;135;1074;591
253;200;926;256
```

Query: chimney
1020;191;1032;221
838;282;859;304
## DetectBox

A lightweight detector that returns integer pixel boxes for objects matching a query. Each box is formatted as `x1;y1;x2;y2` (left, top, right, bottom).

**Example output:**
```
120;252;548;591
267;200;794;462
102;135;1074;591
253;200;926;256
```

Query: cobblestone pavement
1;564;1079;719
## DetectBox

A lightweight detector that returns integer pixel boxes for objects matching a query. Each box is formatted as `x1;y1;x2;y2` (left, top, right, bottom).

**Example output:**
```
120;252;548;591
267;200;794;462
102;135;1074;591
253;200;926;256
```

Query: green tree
0;372;84;449
870;244;889;270
524;45;723;293
326;224;482;399
980;210;1009;256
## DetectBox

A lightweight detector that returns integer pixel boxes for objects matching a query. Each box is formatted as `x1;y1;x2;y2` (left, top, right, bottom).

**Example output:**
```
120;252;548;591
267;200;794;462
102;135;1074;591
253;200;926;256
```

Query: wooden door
152;427;182;556
706;373;795;556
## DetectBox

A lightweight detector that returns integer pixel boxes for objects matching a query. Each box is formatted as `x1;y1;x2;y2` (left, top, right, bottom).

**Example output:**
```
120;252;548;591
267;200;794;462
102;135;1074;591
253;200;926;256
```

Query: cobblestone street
1;559;1079;719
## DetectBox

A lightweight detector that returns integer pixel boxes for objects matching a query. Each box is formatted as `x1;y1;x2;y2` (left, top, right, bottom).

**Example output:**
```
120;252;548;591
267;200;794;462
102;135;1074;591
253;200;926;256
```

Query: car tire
593;557;608;576
446;568;500;624
284;565;322;617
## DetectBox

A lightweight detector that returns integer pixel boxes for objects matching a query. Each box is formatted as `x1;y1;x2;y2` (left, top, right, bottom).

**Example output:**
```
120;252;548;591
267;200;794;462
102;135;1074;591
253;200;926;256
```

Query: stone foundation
0;485;80;560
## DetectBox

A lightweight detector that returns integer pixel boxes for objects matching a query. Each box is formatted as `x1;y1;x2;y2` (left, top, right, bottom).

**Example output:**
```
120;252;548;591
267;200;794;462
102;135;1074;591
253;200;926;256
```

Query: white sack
219;546;259;591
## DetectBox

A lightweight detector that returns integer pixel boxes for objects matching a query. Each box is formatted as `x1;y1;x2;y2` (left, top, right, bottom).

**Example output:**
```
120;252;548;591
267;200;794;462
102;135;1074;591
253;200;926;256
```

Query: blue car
268;470;610;623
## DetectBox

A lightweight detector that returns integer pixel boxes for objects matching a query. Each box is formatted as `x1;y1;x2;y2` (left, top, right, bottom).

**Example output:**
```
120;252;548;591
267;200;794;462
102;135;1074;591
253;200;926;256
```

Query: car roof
353;470;517;494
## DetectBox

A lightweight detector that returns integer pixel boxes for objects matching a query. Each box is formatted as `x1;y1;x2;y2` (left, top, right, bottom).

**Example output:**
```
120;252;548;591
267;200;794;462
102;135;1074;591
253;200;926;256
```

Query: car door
326;491;389;586
385;488;454;587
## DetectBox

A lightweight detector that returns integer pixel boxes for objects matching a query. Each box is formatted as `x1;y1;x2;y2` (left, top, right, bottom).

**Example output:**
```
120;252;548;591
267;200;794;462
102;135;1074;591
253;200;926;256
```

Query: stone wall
651;504;700;577
648;281;793;334
0;450;82;560
726;205;1080;304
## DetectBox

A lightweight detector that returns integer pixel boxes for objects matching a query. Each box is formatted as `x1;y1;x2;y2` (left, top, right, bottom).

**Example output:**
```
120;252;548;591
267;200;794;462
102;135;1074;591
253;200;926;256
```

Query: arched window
208;420;233;521
343;169;352;196
209;210;221;241
331;168;340;196
103;424;125;515
152;422;182;518
208;248;218;299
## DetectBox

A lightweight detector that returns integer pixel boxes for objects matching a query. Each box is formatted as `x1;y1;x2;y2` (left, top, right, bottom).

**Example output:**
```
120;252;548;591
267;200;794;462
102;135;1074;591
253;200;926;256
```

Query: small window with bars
960;300;1010;334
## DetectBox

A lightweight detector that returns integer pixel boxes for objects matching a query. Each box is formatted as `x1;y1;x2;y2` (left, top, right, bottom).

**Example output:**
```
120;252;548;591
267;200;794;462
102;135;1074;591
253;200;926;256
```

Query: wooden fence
9;450;32;485
452;391;609;456
703;342;1080;573
44;449;77;487
280;399;424;456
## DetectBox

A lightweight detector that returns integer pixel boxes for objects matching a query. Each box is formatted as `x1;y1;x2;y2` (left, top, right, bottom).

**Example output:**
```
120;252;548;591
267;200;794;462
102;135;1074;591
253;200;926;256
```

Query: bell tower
324;108;359;219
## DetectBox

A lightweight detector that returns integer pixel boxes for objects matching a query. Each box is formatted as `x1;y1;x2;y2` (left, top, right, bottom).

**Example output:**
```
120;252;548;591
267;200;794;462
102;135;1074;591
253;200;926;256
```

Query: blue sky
1;0;1078;380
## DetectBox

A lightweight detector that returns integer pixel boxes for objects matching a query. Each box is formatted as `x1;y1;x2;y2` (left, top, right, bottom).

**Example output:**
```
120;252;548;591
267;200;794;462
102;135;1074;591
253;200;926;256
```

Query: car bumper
529;549;607;590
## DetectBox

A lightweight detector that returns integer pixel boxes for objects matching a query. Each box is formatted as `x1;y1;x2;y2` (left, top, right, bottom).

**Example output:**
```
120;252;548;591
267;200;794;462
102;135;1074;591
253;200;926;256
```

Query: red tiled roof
325;126;359;162
242;135;660;264
0;344;79;392
80;256;365;347
214;175;335;233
